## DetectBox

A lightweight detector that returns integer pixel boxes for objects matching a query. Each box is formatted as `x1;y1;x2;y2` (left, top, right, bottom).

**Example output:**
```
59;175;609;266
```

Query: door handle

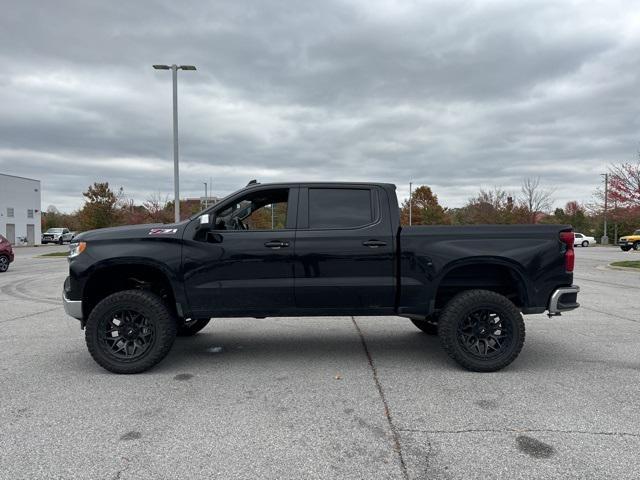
362;240;387;248
264;240;290;249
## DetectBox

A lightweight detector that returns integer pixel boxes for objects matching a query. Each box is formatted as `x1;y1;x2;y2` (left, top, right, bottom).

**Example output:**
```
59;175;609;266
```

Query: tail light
559;231;575;272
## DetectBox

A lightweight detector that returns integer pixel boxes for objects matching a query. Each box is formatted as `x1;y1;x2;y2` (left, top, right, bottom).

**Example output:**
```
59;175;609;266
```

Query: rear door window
308;188;373;229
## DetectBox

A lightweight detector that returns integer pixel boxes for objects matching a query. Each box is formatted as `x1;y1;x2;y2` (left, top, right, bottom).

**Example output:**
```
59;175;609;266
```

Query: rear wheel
621;246;631;252
0;255;9;272
85;290;177;374
438;290;525;372
581;240;589;247
634;242;640;251
177;318;211;336
410;315;439;335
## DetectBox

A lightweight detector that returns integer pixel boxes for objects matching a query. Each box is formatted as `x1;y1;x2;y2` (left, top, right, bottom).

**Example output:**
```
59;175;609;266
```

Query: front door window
214;189;289;231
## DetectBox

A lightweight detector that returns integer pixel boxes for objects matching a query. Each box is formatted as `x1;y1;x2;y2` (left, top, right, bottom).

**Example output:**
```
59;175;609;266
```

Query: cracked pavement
0;245;639;479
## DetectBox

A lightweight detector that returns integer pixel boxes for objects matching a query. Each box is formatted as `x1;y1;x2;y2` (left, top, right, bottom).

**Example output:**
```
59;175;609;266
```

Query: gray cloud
1;0;638;211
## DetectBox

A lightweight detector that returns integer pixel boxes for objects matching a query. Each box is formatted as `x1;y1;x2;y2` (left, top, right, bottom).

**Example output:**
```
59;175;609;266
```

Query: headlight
69;242;86;258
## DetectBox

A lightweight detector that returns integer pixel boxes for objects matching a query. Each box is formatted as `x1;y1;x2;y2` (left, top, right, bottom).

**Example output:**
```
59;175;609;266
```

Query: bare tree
519;177;555;223
144;193;172;223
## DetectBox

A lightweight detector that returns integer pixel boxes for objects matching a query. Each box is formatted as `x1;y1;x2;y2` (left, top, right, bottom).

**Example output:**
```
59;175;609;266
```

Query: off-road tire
0;255;9;273
438;289;525;372
410;316;439;335
85;290;177;374
177;318;211;336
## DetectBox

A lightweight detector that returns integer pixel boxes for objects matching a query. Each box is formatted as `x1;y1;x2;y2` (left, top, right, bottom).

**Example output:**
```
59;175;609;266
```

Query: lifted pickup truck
63;182;579;374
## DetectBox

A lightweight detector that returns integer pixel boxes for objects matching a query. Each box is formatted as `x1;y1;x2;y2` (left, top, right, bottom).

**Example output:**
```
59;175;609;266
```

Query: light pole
601;173;609;245
153;64;197;222
409;182;413;226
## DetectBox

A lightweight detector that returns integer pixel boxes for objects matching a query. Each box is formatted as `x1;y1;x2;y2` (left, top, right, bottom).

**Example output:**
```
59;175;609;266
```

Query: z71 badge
148;228;178;235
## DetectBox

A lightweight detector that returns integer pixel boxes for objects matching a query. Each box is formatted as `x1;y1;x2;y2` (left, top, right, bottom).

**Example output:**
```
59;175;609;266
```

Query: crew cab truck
63;182;580;374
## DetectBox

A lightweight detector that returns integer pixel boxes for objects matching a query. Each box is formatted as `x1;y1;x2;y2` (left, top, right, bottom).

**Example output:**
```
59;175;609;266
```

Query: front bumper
548;285;580;315
62;291;83;320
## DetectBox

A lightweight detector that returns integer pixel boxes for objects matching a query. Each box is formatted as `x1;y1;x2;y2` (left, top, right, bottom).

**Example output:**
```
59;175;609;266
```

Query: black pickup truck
63;182;579;374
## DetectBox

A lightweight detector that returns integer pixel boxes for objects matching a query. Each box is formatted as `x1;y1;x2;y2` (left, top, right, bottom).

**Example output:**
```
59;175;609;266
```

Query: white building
0;173;42;245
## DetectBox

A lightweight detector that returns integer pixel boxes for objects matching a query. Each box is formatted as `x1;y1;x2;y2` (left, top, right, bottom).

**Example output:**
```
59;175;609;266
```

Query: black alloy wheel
85;290;177;374
99;309;156;360
0;255;9;272
438;289;525;372
457;308;512;358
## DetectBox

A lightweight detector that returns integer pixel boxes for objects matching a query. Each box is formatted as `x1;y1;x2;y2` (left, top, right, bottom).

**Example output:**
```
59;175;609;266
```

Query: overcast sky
1;0;638;212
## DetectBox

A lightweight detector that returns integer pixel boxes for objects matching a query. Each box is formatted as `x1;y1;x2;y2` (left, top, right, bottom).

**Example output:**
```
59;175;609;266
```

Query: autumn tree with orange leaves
400;186;450;225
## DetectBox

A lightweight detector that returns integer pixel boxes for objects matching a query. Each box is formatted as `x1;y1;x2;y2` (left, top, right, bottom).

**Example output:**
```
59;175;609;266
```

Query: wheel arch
82;259;181;321
433;257;530;312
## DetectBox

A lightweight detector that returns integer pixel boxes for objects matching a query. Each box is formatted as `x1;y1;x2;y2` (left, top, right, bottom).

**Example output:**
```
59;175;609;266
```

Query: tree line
42;183;203;232
400;159;640;240
43;159;640;240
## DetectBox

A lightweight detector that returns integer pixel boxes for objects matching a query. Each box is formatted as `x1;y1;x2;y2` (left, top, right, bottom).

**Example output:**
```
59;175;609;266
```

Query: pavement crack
398;427;640;438
351;316;409;480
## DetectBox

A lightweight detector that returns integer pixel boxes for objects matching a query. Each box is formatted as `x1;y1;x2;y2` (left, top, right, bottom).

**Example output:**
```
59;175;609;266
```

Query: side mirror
198;214;212;230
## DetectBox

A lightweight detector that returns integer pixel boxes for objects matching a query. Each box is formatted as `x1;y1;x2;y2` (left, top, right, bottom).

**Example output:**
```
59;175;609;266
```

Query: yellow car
618;229;640;251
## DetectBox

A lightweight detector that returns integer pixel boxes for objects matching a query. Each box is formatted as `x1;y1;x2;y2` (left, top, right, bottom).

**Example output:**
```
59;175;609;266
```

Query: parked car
0;234;14;272
42;228;74;244
573;233;596;247
618;229;640;251
63;182;580;374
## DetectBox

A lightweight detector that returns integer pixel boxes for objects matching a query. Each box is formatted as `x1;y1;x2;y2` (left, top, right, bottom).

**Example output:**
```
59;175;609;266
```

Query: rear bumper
62;291;83;320
548;285;580;315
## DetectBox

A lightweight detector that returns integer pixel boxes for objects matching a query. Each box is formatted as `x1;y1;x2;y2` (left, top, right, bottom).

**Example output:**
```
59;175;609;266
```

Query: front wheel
621;246;631;252
177;318;211;336
581;241;589;247
438;290;525;372
85;290;177;374
634;242;640;251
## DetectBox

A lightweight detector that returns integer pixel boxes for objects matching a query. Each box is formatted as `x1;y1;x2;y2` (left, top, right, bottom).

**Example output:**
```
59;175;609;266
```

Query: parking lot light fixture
153;64;197;222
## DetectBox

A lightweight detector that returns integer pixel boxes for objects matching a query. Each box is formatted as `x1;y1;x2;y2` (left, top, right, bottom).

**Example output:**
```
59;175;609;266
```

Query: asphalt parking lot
1;245;639;479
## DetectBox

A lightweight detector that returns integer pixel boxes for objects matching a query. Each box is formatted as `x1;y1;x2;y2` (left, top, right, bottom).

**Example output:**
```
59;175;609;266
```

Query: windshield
46;228;64;233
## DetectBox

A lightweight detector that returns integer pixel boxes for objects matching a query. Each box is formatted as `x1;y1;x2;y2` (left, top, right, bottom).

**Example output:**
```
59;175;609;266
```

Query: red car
0;234;14;272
